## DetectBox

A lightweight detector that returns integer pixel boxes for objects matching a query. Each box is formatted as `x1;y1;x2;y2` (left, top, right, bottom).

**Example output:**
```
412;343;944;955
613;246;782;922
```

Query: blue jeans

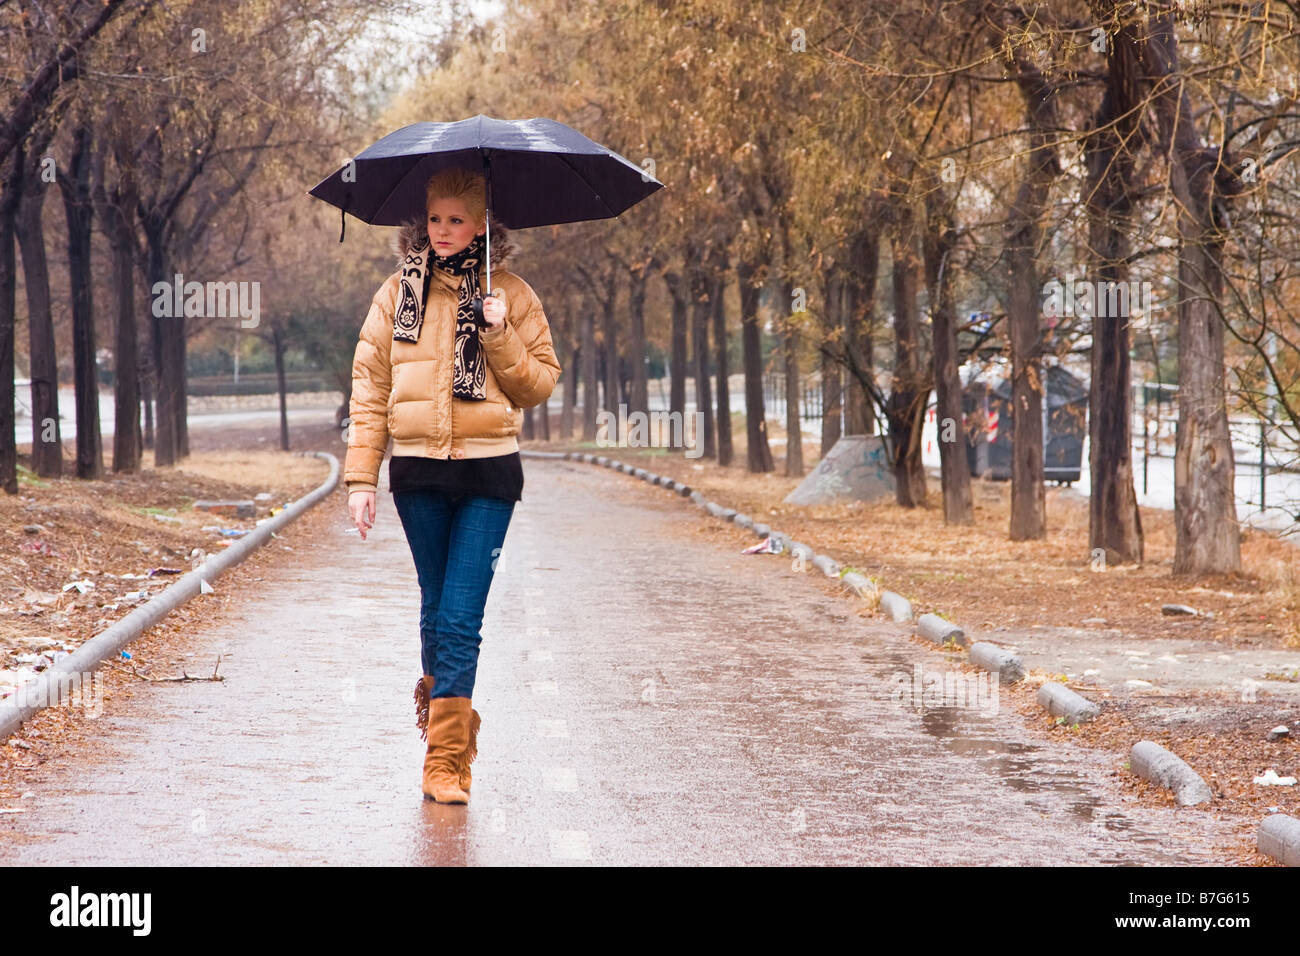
392;489;516;700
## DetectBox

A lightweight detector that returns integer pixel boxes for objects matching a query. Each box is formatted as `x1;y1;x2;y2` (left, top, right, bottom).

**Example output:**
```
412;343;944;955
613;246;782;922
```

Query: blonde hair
426;166;486;225
423;166;515;262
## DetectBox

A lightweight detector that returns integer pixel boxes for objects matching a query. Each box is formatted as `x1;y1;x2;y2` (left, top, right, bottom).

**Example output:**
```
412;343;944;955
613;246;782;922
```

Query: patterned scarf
392;231;488;401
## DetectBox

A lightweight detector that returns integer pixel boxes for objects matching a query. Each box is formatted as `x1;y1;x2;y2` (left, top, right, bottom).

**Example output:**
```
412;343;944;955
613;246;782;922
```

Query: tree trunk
737;259;773;473
178;314;190;458
845;228;879;436
601;264;619;422
1143;13;1241;575
1085;18;1144;564
141;345;156;451
561;337;577;440
580;298;597;441
821;270;843;456
711;263;732;466
885;226;925;506
0;153;19;495
628;269;649;419
923;191;973;524
91;146;142;474
664;270;688;422
16;177;62;477
1004;60;1060;540
273;321;289;451
780;279;804;477
144;224;179;466
689;257;716;459
59;124;103;480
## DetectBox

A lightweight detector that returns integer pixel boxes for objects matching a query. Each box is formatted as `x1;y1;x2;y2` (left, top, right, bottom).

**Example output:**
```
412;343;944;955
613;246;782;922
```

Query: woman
344;166;561;805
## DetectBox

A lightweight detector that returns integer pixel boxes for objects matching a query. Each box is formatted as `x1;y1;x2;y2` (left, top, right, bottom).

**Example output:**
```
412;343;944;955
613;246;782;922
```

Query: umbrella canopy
308;114;664;232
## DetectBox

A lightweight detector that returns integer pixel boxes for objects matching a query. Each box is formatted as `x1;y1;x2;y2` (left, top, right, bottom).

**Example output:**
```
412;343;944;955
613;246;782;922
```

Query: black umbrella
308;114;664;300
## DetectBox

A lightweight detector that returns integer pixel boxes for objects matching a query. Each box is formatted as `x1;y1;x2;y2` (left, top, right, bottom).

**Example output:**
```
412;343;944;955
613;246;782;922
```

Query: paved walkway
0;459;1243;864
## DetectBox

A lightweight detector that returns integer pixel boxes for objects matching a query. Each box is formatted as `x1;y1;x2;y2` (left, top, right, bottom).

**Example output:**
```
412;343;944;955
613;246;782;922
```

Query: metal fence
762;372;838;423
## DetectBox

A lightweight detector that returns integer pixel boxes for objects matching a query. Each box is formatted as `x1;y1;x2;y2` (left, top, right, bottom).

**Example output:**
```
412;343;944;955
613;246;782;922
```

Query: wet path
0;458;1239;864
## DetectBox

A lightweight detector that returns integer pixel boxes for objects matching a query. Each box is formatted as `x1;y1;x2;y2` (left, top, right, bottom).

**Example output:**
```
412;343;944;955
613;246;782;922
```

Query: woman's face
427;196;484;257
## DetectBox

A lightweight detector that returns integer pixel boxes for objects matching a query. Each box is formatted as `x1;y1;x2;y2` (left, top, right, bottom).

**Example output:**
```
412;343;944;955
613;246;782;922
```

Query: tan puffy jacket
343;237;562;493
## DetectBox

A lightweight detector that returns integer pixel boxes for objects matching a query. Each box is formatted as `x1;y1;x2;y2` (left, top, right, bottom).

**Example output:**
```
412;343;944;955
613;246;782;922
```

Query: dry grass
176;450;328;491
0;449;330;660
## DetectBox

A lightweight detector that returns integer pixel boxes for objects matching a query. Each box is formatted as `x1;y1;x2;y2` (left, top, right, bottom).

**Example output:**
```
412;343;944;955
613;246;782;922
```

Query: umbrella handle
483;152;492;295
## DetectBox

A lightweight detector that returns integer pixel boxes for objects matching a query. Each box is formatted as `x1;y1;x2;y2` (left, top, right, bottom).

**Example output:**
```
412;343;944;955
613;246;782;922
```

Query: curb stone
1036;681;1102;725
1129;740;1214;807
811;554;840;578
917;612;966;646
1257;814;1300;866
968;642;1026;683
840;572;877;599
0;451;340;743
879;590;913;623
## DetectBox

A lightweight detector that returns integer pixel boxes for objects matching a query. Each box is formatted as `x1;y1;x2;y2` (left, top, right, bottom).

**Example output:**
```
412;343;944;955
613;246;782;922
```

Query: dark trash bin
963;366;1088;484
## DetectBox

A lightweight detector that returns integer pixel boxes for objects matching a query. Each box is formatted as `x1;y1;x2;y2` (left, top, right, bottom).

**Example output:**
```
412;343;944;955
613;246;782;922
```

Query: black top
388;451;523;503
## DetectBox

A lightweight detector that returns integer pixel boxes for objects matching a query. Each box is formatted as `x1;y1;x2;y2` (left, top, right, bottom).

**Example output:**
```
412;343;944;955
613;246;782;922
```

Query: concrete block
1036;681;1102;724
1129;740;1213;806
968;642;1025;683
1036;682;1101;724
811;554;840;577
1258;814;1300;866
917;612;965;646
879;590;912;623
840;571;877;598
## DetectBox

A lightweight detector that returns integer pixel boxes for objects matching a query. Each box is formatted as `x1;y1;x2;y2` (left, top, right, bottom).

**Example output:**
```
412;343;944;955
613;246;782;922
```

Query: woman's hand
481;288;507;333
349;489;376;540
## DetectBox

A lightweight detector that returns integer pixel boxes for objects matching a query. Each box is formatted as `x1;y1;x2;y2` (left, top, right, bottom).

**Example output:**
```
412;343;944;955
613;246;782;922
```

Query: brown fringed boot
422;696;471;804
414;676;434;740
457;706;482;792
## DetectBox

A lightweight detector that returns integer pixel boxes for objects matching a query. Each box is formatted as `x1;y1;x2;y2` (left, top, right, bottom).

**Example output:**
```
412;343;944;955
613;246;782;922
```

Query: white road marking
549;829;591;861
537;719;569;738
544;768;578;792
